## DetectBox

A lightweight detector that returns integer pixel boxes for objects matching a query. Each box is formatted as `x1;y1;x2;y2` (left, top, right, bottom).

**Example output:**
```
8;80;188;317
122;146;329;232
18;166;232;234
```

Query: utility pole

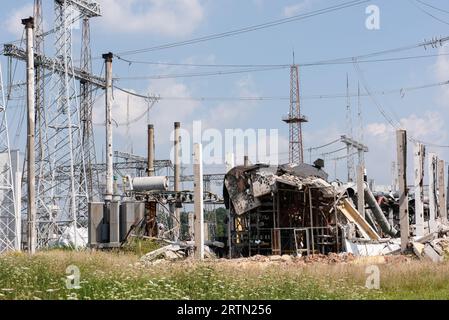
396;130;409;252
345;74;355;182
357;82;365;167
174;122;181;241
438;159;447;224
23;17;36;254
414;143;425;237
103;52;113;203
193;143;204;260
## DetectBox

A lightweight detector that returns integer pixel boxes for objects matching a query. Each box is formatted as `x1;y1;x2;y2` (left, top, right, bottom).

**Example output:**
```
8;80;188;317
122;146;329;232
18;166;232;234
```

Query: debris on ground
139;244;186;265
412;236;449;262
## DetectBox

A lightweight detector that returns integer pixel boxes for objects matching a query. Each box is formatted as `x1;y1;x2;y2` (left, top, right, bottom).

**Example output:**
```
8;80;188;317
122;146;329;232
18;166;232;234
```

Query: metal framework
345;75;355;182
0;63;18;253
340;135;368;182
80;14;100;201
4;0;102;248
283;65;307;164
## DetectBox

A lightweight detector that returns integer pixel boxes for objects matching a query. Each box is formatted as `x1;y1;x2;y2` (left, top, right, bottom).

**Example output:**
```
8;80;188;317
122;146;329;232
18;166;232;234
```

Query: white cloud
205;75;260;126
364;111;448;184
366;112;446;145
3;4;34;38
96;0;204;36
283;0;317;17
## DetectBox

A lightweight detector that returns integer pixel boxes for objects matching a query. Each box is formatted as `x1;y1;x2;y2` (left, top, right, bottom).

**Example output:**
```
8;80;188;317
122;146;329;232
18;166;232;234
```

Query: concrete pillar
23;17;36;254
174;122;181;241
244;155;249;167
414;143;425;237
193;143;204;260
148;124;154;177
396;130;409;252
428;153;438;233
438;159;447;224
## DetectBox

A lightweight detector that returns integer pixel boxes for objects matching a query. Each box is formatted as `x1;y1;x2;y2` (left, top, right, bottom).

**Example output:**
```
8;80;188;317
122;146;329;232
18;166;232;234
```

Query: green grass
0;250;448;300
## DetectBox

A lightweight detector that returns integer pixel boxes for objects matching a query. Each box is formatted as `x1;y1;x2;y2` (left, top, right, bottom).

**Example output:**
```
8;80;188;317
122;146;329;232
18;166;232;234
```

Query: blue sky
1;0;449;186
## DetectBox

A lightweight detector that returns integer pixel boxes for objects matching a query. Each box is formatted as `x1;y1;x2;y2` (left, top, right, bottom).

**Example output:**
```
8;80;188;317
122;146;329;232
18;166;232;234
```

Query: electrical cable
112;0;370;57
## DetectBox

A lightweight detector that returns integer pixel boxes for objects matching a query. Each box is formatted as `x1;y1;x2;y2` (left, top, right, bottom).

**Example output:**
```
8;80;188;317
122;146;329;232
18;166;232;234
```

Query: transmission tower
0;63;18;253
80;14;100;201
283;64;307;164
32;0;100;247
33;0;54;247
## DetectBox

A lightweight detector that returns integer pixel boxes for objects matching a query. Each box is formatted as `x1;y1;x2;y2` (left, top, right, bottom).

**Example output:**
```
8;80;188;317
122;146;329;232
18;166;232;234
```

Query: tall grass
0;250;448;300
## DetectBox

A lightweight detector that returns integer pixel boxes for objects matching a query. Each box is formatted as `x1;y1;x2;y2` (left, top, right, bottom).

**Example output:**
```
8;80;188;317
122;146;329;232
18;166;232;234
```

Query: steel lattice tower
32;0;100;247
283;65;307;164
0;63;18;253
80;16;100;201
33;0;55;247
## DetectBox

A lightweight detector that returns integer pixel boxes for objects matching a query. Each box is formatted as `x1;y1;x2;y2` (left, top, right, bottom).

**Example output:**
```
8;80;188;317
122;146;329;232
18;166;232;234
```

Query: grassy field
0;250;448;300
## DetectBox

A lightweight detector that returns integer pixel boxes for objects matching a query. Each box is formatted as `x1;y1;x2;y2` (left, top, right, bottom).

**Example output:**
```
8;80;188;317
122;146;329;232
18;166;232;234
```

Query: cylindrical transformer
131;176;169;192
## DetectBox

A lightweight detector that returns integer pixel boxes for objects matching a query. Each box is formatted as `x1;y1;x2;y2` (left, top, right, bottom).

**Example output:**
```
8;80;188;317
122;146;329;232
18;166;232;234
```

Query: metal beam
3;44;106;88
56;0;101;17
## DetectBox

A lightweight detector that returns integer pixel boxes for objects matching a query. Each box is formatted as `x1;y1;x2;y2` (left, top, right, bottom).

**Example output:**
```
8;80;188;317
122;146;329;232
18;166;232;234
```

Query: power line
307;139;341;151
415;0;449;15
110;0;369;57
353;60;449;148
114;65;289;81
410;0;449;26
115;52;449;69
112;37;449;82
113;78;449;102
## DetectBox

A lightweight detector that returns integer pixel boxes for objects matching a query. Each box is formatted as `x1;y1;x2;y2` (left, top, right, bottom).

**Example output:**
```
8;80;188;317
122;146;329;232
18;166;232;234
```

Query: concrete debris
412;242;425;259
422;245;443;263
344;238;401;256
139;244;185;264
413;238;449;262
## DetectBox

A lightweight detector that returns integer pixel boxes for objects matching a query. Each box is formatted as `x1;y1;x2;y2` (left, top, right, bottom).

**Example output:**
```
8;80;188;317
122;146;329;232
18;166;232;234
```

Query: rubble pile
413;238;449;262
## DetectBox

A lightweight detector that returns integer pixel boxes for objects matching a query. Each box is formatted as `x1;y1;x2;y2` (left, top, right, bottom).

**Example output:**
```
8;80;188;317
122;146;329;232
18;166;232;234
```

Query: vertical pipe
396;130;409;252
414;143;425;237
356;165;365;218
244;155;249;167
147;124;154;177
193;143;204;260
428;153;437;233
23;17;36;254
438;159;447;224
174;122;181;241
103;52;113;202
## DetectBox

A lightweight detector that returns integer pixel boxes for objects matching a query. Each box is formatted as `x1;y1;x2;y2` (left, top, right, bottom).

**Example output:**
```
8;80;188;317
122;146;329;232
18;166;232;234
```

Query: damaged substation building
224;142;449;260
